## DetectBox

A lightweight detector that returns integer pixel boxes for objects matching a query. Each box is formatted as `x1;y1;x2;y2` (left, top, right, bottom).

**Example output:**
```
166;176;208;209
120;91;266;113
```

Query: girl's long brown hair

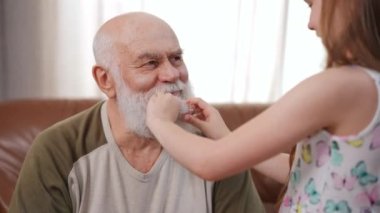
320;0;380;70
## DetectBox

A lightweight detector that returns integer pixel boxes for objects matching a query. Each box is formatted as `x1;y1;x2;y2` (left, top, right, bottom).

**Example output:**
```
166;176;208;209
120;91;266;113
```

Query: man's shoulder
32;101;106;160
39;101;102;137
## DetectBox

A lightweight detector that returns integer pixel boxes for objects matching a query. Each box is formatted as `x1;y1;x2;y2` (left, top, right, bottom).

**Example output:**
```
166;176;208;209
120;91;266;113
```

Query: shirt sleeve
8;133;73;213
9;103;106;213
212;170;265;213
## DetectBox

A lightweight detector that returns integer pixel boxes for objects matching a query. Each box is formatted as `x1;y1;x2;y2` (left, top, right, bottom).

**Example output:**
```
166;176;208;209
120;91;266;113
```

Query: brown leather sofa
0;99;283;213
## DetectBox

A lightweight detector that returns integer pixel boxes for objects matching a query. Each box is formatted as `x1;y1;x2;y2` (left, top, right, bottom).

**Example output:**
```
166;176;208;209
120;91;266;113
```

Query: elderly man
9;12;264;213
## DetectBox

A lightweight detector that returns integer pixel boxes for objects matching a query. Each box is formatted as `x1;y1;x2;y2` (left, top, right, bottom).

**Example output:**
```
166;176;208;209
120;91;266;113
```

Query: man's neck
117;133;163;173
107;100;163;173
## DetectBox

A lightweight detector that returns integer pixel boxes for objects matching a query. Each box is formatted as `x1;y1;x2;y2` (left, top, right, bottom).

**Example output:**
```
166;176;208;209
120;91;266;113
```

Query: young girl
146;0;380;212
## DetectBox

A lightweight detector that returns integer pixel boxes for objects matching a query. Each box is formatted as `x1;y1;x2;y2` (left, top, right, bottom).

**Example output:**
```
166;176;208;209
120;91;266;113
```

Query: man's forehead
114;42;182;57
112;42;126;51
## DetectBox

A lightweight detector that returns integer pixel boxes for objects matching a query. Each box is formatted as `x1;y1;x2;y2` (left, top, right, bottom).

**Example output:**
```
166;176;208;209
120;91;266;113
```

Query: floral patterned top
279;68;380;213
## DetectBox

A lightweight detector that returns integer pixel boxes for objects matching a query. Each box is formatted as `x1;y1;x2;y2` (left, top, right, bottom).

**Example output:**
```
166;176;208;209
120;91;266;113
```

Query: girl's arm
187;100;291;183
186;100;291;183
147;69;356;180
252;153;290;184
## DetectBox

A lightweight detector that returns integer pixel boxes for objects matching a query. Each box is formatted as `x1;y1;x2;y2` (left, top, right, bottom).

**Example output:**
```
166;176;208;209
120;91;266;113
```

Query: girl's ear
92;65;116;98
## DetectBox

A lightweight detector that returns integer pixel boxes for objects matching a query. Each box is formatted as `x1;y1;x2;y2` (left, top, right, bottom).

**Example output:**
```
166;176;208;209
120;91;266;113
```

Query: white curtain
2;0;325;103
229;0;289;102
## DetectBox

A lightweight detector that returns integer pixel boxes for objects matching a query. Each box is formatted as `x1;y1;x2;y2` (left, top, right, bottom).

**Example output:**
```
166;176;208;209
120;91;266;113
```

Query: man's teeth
169;91;181;96
179;100;191;114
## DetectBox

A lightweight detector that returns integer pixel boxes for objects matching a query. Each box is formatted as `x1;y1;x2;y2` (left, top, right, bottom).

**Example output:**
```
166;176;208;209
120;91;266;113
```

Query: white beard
115;76;199;139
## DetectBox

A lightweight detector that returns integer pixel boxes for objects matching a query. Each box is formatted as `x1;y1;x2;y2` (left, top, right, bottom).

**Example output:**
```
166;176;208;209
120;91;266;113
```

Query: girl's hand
183;97;230;139
146;92;181;127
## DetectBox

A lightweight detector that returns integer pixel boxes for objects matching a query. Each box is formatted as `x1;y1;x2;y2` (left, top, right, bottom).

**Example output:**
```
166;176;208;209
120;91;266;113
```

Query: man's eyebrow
134;52;162;62
135;49;183;61
171;49;183;55
168;49;184;58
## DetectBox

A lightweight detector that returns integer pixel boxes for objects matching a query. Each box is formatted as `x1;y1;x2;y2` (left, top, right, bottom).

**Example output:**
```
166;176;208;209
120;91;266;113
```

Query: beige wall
3;1;38;100
1;0;53;101
0;1;99;101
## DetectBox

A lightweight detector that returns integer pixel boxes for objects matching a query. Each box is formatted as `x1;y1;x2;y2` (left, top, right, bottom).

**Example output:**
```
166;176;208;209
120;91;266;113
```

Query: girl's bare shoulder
303;65;371;93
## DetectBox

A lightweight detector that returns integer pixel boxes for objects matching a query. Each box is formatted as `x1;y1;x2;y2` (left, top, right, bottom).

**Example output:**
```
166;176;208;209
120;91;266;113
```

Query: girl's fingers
187;98;208;110
184;114;206;127
187;98;211;118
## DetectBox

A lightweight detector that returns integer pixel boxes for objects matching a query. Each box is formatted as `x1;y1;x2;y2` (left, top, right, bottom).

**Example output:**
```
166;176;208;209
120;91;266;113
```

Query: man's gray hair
93;31;114;70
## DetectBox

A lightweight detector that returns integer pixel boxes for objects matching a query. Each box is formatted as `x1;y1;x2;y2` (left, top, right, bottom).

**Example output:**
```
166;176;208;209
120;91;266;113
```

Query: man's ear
92;65;116;98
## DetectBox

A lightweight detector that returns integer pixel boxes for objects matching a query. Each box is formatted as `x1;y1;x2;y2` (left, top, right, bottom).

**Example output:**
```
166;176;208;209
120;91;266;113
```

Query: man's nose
158;63;180;83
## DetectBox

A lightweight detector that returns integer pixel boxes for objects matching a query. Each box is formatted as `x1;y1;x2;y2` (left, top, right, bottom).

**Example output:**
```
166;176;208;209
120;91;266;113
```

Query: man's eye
174;55;182;61
171;55;183;66
144;60;159;68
